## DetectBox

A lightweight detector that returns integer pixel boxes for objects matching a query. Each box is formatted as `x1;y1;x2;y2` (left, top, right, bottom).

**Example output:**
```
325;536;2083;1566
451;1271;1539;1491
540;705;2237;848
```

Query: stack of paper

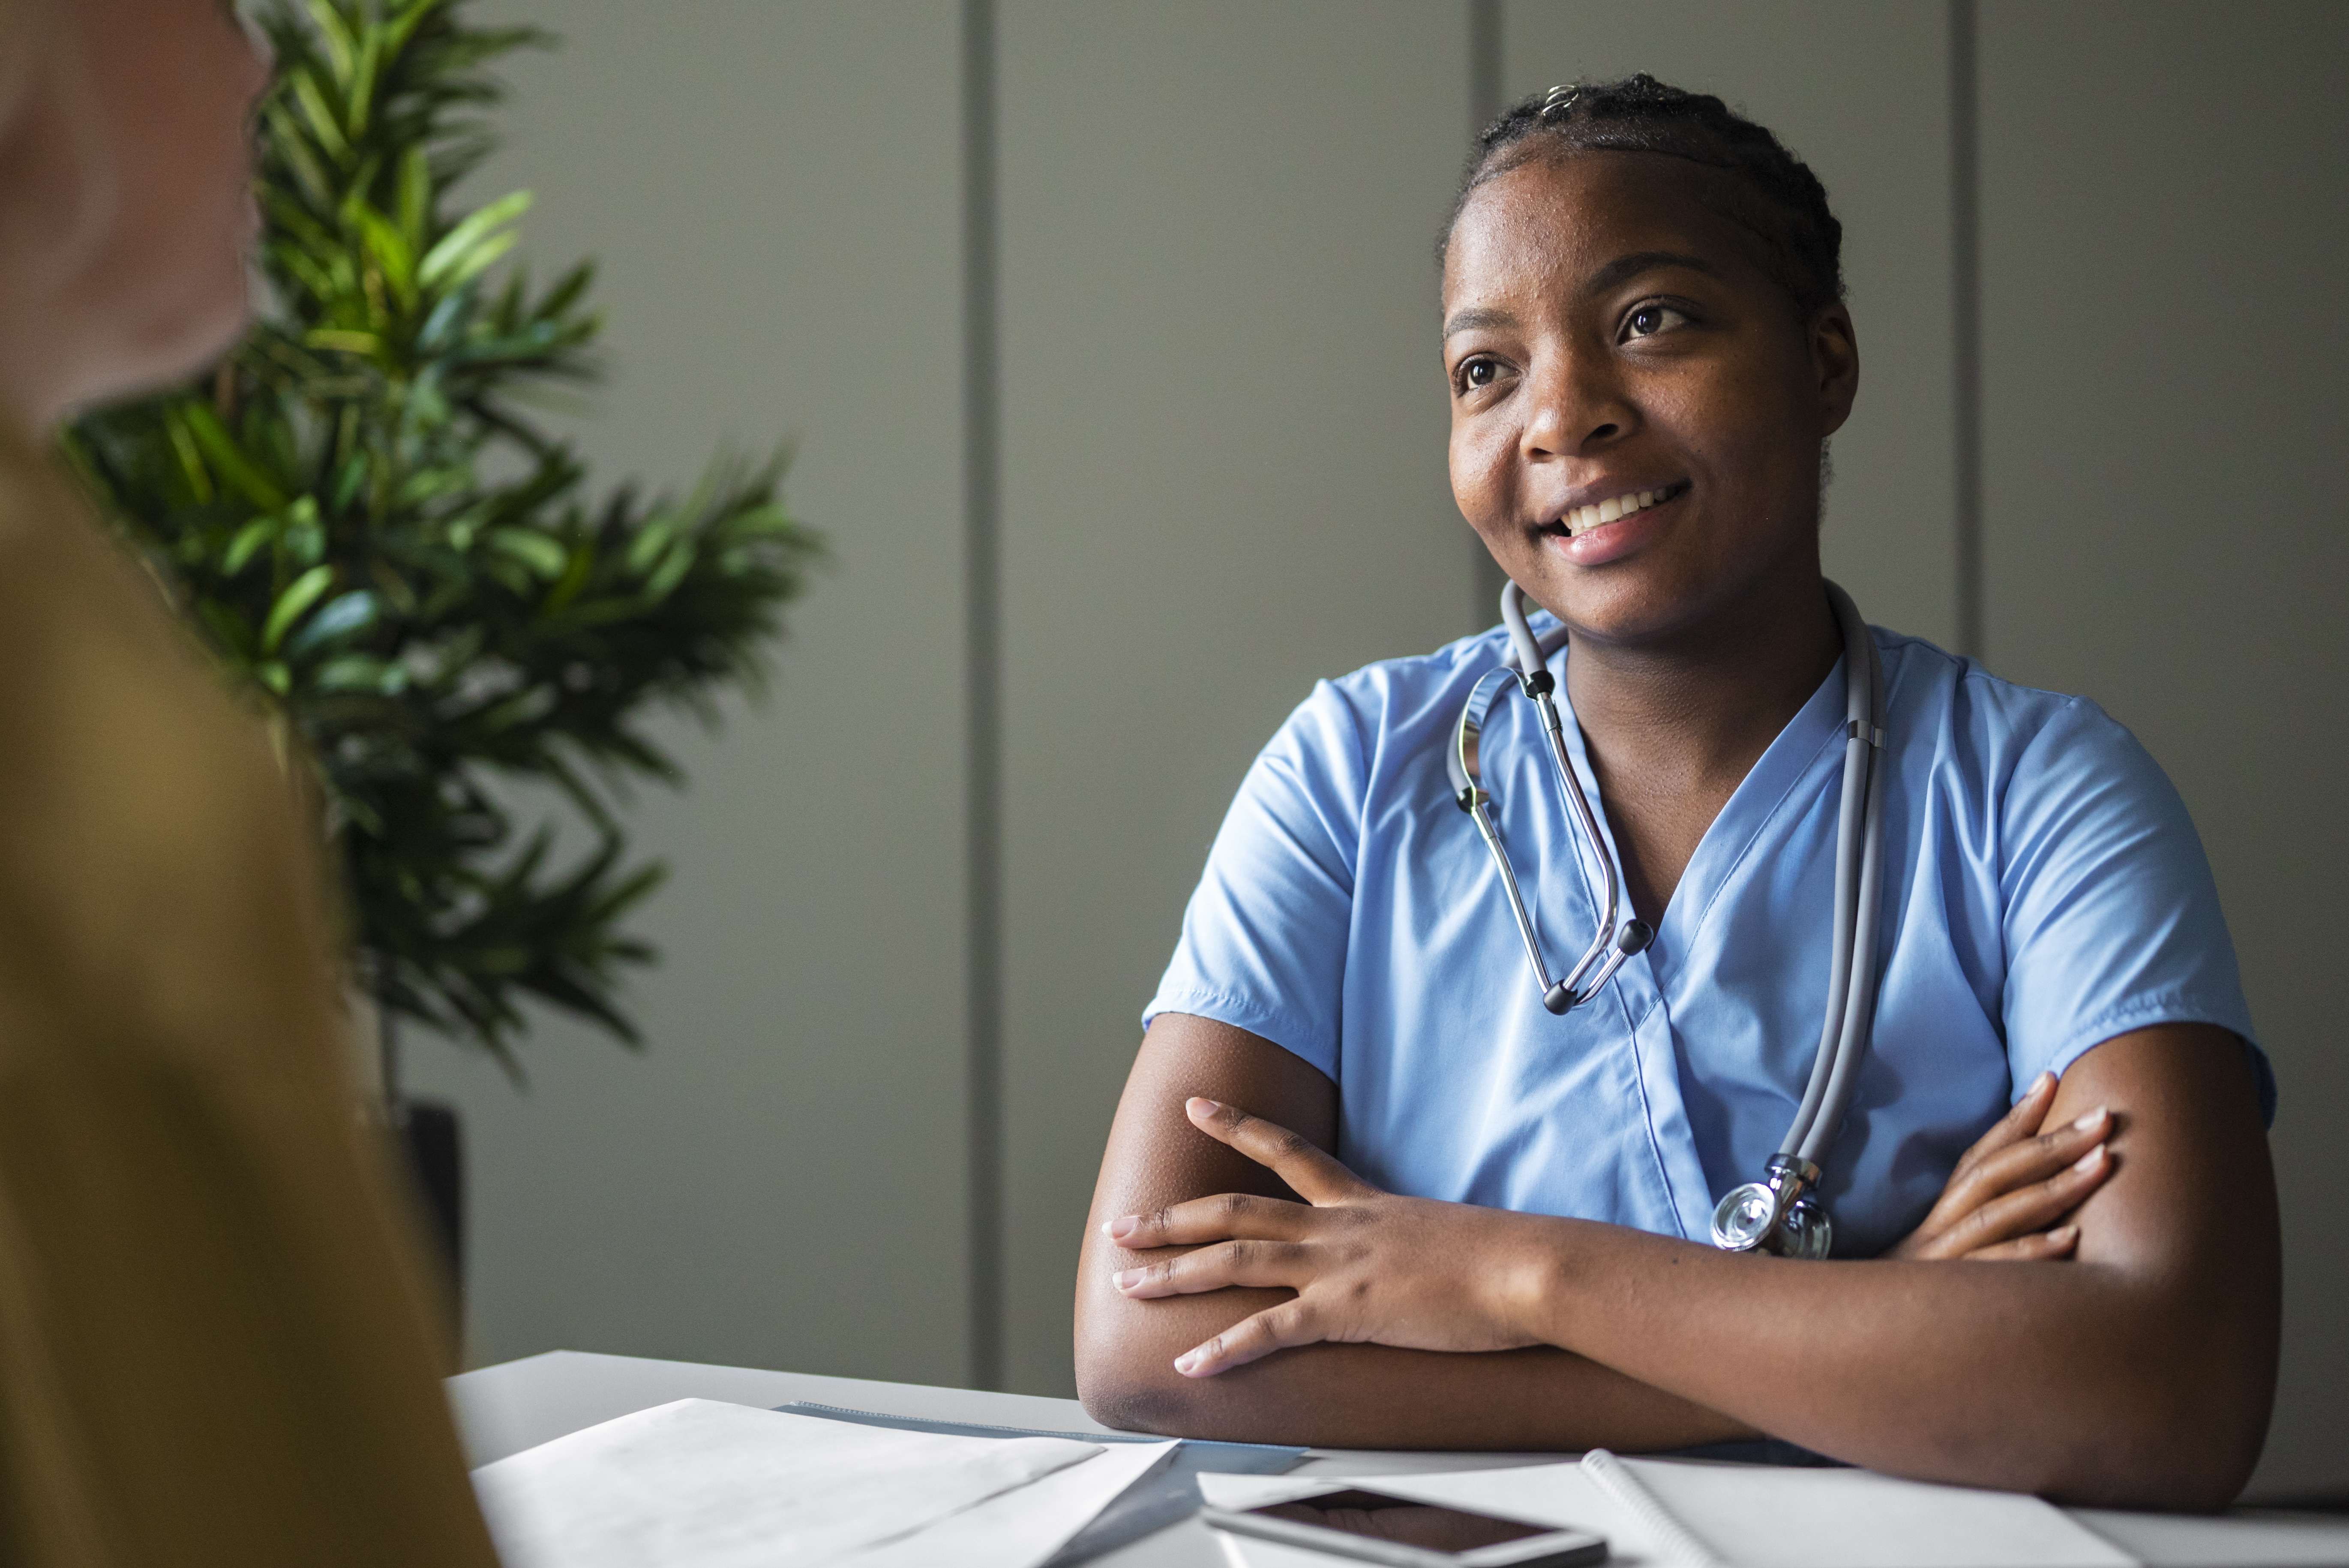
472;1397;1177;1568
1200;1451;2138;1568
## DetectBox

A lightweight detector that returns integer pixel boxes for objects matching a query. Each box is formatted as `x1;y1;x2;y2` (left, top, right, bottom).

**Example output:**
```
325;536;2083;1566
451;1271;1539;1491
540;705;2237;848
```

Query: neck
1563;566;1844;792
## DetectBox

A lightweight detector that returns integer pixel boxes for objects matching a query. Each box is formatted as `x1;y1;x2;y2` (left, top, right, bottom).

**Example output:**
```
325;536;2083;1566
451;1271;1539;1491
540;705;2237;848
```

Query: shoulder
1214;624;1520;864
1287;622;1521;768
0;438;340;1079
1875;629;2164;806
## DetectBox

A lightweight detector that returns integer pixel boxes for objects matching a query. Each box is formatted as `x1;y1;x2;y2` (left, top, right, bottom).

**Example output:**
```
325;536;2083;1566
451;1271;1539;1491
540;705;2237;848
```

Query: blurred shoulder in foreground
0;0;499;1561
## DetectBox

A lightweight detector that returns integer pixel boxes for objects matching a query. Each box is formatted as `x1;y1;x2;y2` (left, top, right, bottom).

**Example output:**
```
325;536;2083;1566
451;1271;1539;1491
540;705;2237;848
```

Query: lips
1547;481;1690;538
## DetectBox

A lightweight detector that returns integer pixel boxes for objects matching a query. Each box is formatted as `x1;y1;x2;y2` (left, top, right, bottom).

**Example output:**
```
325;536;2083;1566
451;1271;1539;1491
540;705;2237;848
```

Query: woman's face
1442;151;1858;648
0;0;268;429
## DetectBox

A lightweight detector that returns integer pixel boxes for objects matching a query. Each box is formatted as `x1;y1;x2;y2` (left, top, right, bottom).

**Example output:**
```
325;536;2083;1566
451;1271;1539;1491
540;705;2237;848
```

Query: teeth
1563;485;1675;536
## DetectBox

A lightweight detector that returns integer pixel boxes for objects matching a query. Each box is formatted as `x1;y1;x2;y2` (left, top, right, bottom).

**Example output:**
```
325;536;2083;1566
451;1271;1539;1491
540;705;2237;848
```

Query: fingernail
1112;1268;1144;1289
2074;1144;2105;1172
2071;1106;2109;1133
1188;1097;1221;1116
1106;1215;1138;1241
1173;1350;1204;1375
2051;1225;2079;1243
2032;1070;2056;1094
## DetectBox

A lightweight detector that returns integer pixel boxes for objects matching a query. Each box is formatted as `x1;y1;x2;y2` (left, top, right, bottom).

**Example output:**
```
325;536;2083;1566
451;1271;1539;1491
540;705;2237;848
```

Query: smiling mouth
1546;482;1690;538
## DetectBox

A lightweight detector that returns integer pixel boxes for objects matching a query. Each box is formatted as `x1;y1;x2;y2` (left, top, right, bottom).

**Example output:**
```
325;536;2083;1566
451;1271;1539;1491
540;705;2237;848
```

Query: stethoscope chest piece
1710;1154;1834;1259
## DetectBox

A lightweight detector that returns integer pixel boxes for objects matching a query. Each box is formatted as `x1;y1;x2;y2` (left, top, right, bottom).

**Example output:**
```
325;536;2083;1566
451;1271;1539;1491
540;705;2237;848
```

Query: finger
1938;1143;2114;1253
1943;1106;2111;1213
1104;1190;1310;1250
1185;1098;1374;1204
1949;1070;2058;1181
1961;1224;2080;1263
1110;1238;1313;1298
1173;1298;1325;1378
1901;1139;2112;1260
1921;1104;2110;1236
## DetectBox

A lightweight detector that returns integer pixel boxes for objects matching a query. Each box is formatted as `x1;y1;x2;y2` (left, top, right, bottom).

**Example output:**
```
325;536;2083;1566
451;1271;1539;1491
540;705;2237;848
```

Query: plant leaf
488;526;569;579
419;188;531;291
262;564;336;653
179;401;289;511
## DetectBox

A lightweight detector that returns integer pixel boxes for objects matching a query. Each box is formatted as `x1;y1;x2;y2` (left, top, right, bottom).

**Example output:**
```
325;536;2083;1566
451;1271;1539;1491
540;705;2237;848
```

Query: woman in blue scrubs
1074;77;2279;1508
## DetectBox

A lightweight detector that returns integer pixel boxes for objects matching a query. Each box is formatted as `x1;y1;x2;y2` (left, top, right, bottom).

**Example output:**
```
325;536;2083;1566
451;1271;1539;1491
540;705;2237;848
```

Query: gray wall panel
405;0;972;1387
994;0;1473;1396
1977;0;2349;1495
1503;1;1959;649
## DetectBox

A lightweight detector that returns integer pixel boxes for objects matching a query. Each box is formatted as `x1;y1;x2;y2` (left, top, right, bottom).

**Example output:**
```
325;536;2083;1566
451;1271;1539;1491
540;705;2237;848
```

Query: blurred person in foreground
0;1;500;1561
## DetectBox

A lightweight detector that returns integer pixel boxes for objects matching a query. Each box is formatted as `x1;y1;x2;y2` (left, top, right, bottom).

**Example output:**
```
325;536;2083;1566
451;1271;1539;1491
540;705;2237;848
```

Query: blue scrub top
1145;615;2269;1258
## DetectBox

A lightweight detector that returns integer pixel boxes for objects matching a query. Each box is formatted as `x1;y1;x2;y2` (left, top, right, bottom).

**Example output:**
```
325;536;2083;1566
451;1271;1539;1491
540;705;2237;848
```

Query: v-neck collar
1541;624;1857;1000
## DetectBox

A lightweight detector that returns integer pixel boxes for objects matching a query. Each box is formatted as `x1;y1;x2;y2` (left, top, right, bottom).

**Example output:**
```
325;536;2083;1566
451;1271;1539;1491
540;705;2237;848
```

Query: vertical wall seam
1950;0;1983;660
961;0;1004;1393
1467;0;1506;630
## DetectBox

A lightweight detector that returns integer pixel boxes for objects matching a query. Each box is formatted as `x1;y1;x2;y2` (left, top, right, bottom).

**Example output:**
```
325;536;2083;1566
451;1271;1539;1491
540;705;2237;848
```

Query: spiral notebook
1200;1448;2136;1568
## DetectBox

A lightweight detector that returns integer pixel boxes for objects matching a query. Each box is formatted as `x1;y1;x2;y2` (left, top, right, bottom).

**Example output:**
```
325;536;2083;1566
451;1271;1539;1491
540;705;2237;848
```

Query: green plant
63;0;819;1070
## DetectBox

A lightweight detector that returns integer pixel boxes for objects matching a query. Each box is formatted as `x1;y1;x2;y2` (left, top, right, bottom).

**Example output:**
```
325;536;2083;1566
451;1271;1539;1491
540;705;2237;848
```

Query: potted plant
62;0;819;1292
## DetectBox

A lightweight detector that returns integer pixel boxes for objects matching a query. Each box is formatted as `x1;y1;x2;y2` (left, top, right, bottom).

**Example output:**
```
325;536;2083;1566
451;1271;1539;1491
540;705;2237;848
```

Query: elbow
2034;1334;2276;1511
2131;1373;2272;1511
1073;1327;1193;1438
2115;1294;2280;1510
1071;1285;1176;1436
1075;1361;1170;1438
2042;1395;2266;1512
1073;1298;1266;1441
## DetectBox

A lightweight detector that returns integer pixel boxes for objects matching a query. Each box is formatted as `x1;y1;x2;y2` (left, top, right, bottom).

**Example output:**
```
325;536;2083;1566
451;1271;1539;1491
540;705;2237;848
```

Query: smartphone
1203;1487;1608;1568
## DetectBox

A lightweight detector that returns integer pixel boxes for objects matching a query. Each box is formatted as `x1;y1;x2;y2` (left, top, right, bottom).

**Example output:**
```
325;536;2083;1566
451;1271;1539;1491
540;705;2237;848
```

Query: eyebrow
1441;305;1517;340
1581;250;1724;297
1442;250;1728;340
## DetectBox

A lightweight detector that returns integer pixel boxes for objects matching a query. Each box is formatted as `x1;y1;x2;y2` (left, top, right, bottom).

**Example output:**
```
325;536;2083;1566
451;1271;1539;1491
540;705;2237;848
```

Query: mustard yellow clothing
0;423;499;1565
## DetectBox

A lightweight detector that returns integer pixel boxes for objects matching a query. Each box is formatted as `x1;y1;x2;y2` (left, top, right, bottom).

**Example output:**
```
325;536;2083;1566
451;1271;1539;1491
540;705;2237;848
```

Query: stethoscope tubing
1502;591;1629;1005
1458;577;1887;1249
1783;581;1887;1165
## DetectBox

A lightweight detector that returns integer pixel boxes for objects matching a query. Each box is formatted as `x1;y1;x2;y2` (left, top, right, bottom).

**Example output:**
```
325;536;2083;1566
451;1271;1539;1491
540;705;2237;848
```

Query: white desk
448;1351;2349;1567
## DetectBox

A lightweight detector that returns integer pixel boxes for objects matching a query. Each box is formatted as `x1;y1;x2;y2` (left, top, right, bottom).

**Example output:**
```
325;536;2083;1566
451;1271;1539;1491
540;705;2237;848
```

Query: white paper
1202;1457;2139;1568
472;1398;1102;1568
1617;1457;2134;1568
841;1438;1179;1568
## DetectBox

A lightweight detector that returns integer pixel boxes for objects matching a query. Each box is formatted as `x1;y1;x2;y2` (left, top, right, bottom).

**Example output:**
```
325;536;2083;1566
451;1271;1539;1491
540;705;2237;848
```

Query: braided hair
1444;75;1845;321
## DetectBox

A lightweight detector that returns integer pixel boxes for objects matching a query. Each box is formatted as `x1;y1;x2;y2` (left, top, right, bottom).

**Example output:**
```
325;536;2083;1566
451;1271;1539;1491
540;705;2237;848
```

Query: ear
1809;303;1859;439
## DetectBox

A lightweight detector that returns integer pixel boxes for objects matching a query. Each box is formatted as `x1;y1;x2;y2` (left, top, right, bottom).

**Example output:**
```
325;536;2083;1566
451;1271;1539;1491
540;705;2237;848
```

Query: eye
1623;303;1692;341
1456;356;1502;392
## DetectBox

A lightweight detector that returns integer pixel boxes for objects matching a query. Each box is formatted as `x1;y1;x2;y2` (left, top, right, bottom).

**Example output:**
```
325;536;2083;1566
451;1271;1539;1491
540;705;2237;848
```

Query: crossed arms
1072;1013;2278;1509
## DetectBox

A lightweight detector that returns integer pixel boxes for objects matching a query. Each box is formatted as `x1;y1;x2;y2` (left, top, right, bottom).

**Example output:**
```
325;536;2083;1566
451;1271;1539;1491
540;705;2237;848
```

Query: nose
1519;342;1634;462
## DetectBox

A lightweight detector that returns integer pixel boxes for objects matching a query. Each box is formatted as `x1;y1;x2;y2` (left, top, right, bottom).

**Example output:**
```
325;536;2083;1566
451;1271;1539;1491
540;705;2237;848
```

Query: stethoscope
1444;579;1887;1258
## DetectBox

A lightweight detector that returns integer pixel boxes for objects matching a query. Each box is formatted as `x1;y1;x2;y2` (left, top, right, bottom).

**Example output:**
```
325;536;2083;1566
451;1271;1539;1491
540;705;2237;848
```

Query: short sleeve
1997;698;2273;1123
1142;680;1370;1079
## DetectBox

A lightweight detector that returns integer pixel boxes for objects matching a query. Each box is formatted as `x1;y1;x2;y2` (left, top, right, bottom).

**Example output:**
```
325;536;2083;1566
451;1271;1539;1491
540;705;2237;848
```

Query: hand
1888;1069;2115;1261
1103;1097;1548;1378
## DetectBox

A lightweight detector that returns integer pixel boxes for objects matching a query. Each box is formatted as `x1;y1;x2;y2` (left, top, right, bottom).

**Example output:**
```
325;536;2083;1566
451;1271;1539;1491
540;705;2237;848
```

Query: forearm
1076;1277;1755;1451
1513;1224;2269;1505
1510;1032;2280;1506
1080;1014;1752;1450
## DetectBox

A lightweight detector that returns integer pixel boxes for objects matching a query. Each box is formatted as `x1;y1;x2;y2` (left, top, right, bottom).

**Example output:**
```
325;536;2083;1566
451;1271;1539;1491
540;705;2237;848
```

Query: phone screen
1245;1489;1552;1550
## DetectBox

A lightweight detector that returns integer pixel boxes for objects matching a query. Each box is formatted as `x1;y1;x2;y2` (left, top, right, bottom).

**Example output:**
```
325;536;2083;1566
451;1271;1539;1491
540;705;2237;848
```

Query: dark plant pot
391;1096;464;1321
